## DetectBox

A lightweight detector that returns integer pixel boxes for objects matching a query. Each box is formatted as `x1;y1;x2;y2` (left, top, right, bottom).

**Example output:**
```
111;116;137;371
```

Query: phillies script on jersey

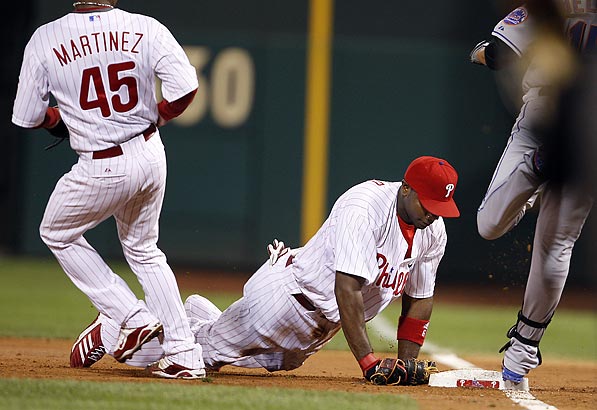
375;253;410;297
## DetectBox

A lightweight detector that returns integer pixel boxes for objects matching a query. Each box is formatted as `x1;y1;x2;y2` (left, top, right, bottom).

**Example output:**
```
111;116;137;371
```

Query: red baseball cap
404;156;460;218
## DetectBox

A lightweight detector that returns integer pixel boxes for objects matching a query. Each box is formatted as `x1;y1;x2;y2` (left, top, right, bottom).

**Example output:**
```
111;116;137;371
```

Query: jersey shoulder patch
503;7;528;25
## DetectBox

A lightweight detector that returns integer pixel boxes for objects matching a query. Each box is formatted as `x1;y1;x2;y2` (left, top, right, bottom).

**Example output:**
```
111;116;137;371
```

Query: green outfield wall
8;0;593;285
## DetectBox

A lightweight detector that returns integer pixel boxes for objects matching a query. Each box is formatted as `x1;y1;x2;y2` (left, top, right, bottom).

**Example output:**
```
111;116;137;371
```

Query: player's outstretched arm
397;294;433;360
334;271;378;378
385;295;439;386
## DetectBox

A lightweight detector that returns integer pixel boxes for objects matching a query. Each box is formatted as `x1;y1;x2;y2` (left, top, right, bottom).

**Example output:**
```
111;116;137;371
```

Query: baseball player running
12;1;205;379
74;156;459;386
470;0;594;383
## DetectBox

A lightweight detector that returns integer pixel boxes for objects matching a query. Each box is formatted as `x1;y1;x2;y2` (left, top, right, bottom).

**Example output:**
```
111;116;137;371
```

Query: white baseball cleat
113;320;163;363
152;357;206;379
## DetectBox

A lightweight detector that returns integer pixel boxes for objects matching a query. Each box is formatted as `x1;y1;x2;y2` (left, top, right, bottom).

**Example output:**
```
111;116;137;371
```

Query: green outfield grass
0;378;415;410
371;299;597;360
0;257;241;338
0;256;595;358
0;256;595;409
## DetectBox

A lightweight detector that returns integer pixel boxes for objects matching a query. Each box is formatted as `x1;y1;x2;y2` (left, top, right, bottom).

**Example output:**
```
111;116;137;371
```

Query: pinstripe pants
100;256;341;371
193;258;341;371
40;133;200;366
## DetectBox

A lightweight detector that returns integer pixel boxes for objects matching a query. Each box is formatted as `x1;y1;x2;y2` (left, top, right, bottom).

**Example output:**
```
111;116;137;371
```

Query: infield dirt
0;338;595;410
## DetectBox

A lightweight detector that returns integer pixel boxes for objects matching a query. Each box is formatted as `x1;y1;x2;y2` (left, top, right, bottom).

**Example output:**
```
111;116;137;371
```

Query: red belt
92;124;157;160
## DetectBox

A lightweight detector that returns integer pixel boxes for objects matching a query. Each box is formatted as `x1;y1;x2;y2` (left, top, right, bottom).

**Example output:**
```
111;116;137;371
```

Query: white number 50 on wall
159;46;255;128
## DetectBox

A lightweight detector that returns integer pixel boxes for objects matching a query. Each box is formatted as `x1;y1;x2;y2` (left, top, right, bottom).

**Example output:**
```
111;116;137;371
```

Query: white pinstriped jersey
12;8;197;153
292;180;447;323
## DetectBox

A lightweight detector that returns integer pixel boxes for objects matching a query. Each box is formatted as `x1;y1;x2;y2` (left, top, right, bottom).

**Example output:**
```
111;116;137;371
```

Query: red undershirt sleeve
157;89;197;121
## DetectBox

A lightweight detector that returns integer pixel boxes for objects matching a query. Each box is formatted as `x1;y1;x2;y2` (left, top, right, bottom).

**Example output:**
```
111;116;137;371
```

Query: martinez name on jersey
53;30;144;66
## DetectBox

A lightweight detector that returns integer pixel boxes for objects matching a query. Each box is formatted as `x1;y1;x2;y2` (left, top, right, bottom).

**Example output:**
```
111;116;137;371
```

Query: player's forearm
343;315;372;362
398;339;422;359
334;271;372;361
397;295;433;360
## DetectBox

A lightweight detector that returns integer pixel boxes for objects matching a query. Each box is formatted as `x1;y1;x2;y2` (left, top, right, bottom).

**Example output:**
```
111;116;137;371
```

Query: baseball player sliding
73;156;459;386
470;0;594;383
12;1;205;379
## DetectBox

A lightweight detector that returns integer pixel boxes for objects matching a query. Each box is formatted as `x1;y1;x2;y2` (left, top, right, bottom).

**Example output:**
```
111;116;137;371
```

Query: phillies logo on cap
404;156;460;218
445;183;455;198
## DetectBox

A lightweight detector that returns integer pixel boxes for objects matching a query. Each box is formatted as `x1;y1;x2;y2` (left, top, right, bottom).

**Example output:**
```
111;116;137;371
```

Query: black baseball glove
401;358;439;385
369;358;438;386
369;358;407;385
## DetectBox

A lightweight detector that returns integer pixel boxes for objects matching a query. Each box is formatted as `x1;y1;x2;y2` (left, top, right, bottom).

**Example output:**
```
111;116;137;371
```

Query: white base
428;369;529;391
